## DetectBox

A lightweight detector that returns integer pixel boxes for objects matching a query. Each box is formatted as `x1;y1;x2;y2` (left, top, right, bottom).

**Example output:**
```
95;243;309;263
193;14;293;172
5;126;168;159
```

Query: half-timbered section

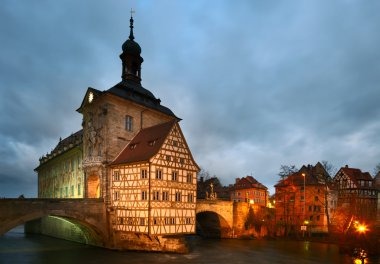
333;166;378;221
110;120;199;236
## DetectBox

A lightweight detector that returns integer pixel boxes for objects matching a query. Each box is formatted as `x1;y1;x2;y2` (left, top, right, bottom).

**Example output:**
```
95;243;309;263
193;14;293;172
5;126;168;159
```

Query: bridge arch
196;211;232;238
196;200;234;238
0;199;107;247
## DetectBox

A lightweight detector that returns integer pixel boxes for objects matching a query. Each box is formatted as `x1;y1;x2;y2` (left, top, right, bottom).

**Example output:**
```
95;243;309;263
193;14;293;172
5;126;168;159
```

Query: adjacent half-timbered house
334;166;377;221
110;120;199;235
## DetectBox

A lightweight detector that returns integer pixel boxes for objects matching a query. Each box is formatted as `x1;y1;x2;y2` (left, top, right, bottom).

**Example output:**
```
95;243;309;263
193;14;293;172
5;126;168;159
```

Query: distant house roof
274;171;321;188
274;162;335;188
233;176;267;190
111;120;176;165
337;167;375;188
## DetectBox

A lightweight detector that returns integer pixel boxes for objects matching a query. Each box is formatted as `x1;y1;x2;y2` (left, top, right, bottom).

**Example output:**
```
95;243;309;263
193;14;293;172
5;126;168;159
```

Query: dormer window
148;140;156;147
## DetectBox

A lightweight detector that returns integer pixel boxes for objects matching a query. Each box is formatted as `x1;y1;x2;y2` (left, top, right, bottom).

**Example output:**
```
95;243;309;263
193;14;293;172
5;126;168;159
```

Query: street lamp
302;173;306;237
302;173;306;221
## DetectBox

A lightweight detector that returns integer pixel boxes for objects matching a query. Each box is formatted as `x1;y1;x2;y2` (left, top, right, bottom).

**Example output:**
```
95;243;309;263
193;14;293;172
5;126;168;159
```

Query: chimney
345;165;348;168
200;176;204;183
235;178;240;184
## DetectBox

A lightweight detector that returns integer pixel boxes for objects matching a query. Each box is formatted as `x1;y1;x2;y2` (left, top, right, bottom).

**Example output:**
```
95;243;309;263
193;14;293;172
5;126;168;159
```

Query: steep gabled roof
274;171;321;188
340;167;373;181
233;176;267;190
111;120;176;165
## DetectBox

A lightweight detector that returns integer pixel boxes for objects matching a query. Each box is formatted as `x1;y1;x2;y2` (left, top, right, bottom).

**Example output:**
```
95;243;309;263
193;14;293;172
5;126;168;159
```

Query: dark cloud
1;0;379;196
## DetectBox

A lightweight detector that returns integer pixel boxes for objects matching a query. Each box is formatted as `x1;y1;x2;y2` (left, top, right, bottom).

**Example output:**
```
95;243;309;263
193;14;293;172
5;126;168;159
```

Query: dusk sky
1;1;379;197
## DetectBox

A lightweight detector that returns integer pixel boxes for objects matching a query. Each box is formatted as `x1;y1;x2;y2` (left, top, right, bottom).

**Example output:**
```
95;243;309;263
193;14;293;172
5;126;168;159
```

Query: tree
198;167;210;180
373;163;380;176
278;165;298;180
321;160;337;178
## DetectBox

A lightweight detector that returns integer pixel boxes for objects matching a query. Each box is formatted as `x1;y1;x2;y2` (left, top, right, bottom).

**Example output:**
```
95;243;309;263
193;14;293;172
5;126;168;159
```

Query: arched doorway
196;211;231;238
87;174;100;198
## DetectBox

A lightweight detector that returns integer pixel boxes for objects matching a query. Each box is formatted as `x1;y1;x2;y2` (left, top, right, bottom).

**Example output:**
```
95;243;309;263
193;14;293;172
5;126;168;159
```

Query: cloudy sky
1;0;379;197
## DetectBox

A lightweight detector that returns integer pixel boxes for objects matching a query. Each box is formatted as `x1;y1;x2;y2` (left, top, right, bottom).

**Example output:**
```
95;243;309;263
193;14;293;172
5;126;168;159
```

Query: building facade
36;131;84;198
274;162;333;234
333;166;377;222
110;120;198;235
230;176;268;206
35;15;199;248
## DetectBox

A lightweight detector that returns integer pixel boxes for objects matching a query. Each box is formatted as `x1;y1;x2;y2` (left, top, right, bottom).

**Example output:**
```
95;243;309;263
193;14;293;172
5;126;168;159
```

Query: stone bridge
196;199;250;238
0;198;252;246
0;198;108;247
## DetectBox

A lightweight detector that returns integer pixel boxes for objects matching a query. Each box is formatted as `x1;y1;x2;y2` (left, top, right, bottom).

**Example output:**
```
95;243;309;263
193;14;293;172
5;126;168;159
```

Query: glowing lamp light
249;199;254;204
356;224;367;233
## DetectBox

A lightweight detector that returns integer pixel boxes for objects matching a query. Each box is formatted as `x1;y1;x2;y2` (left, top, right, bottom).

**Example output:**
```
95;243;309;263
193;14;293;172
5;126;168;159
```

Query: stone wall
112;232;188;253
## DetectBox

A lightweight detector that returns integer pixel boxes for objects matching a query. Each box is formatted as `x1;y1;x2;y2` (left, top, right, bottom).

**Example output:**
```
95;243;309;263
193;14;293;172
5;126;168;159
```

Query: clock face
88;92;94;103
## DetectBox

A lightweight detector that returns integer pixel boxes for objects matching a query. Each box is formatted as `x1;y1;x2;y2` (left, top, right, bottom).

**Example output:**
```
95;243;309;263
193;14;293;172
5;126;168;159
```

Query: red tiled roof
274;171;320;187
233;176;267;190
111;120;176;165
341;167;373;181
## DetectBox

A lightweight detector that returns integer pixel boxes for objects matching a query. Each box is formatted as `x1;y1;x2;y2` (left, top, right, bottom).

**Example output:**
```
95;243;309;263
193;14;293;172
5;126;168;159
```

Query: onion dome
122;16;141;55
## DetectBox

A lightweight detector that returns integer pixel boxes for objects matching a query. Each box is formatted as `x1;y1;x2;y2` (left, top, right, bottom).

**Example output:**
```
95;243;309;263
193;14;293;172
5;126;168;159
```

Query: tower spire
129;8;135;41
120;8;143;84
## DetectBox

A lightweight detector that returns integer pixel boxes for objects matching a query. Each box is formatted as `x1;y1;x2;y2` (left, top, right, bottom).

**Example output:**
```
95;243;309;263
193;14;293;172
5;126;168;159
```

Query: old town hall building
35;15;199;244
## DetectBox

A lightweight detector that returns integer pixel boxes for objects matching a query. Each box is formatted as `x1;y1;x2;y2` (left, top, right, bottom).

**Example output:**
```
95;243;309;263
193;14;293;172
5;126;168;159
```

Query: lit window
156;169;162;180
186;173;193;183
162;191;169;201
175;192;181;202
141;169;147;179
153;191;160;201
172;171;178;181
125;115;133;131
141;190;148;200
114;171;120;181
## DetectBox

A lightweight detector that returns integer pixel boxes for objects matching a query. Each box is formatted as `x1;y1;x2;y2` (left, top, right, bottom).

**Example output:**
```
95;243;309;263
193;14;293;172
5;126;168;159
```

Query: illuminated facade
230;176;268;206
334;166;377;222
110;120;198;235
36;131;84;198
35;14;199;241
274;162;332;234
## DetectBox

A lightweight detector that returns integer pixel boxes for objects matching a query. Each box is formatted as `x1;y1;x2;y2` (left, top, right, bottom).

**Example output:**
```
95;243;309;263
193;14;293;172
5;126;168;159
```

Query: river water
0;226;379;264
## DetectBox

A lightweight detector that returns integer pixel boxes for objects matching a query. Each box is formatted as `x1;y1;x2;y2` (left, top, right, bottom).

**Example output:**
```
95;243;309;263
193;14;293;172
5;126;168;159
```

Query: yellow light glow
304;220;309;225
88;92;94;103
249;199;254;204
357;224;367;233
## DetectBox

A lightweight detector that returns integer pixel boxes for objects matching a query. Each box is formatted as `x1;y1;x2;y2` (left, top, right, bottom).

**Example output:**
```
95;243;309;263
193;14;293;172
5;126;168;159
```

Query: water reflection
0;227;379;264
